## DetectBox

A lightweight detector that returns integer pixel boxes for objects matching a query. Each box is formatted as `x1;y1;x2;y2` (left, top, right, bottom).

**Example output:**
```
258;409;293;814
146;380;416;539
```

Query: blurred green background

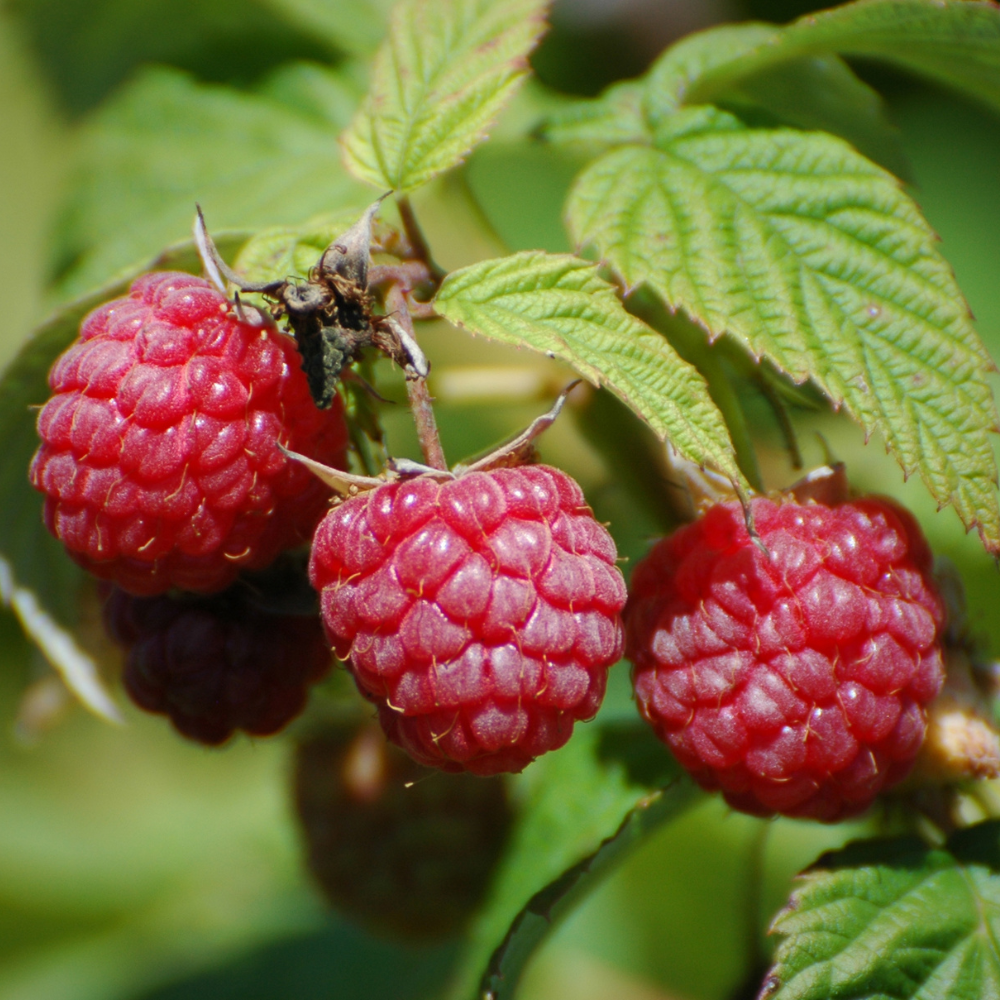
1;0;999;998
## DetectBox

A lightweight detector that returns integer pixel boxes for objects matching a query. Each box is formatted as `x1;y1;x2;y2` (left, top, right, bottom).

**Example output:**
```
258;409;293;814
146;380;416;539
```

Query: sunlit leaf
767;821;1000;1000
566;108;1000;551
435;250;745;486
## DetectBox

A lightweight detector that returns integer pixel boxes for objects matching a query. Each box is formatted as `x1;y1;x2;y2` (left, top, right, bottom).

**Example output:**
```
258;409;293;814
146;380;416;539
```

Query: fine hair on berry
309;465;627;776
625;494;946;821
31;271;349;595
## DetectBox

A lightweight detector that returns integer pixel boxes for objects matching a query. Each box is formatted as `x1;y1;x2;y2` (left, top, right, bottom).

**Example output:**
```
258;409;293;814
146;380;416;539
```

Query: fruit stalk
385;283;448;471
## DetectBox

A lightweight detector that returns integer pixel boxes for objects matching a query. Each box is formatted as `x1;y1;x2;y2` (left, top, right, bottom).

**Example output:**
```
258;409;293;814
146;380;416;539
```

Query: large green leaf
434;251;745;487
686;0;1000;116
0;235;245;719
547;23;908;177
340;0;549;192
766;821;1000;1000
59;66;369;298
446;719;691;1000
566;107;1000;551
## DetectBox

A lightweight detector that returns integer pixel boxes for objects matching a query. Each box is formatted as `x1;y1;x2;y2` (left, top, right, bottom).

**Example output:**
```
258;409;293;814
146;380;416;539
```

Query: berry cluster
26;210;953;817
309;465;627;775
625;494;946;821
31;271;349;596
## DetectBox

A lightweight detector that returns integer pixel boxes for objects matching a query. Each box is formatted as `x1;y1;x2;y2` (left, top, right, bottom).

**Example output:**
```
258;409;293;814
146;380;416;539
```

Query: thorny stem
385;284;448;471
396;196;444;283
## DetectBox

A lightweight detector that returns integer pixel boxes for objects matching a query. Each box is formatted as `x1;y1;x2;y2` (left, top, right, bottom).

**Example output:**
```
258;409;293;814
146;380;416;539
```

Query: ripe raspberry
294;726;511;940
103;573;332;744
31;271;349;595
308;466;627;776
625;494;946;821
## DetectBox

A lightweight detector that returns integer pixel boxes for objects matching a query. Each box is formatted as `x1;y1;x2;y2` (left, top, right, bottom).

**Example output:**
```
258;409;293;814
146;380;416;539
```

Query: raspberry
308;465;627;775
103;573;331;744
30;271;349;595
624;494;946;821
294;725;511;940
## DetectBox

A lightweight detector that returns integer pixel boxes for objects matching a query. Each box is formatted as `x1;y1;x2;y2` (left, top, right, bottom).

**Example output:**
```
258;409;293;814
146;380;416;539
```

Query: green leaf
686;0;1000;116
547;23;908;177
0;235;244;716
566;108;1000;552
434;251;745;487
340;0;550;192
231;208;373;285
645;21;780;115
542;80;649;149
258;0;397;57
711;55;911;181
9;0;343;116
446;720;692;1000
767;821;1000;1000
257;60;367;129
478;777;694;1000
59;66;369;298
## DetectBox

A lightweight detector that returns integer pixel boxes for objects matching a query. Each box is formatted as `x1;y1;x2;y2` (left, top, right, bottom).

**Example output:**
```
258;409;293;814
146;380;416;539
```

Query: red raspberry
30;271;349;595
308;466;627;776
625;495;946;821
294;726;511;940
104;579;332;744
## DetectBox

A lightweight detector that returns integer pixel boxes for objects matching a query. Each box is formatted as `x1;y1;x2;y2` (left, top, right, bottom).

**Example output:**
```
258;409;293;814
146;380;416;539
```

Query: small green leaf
566;109;1000;551
434;251;745;486
687;0;1000;116
767;821;1000;1000
445;720;692;1000
341;0;549;192
60;66;369;297
0;235;244;715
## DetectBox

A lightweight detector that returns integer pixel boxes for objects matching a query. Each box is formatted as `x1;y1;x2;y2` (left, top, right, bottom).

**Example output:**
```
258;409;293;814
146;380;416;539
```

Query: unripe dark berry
294;726;511;940
104;577;331;744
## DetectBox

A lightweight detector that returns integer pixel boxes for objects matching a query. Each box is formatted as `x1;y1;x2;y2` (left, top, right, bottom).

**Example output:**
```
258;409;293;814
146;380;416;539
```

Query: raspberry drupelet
625;494;946;821
31;271;349;595
309;465;627;776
